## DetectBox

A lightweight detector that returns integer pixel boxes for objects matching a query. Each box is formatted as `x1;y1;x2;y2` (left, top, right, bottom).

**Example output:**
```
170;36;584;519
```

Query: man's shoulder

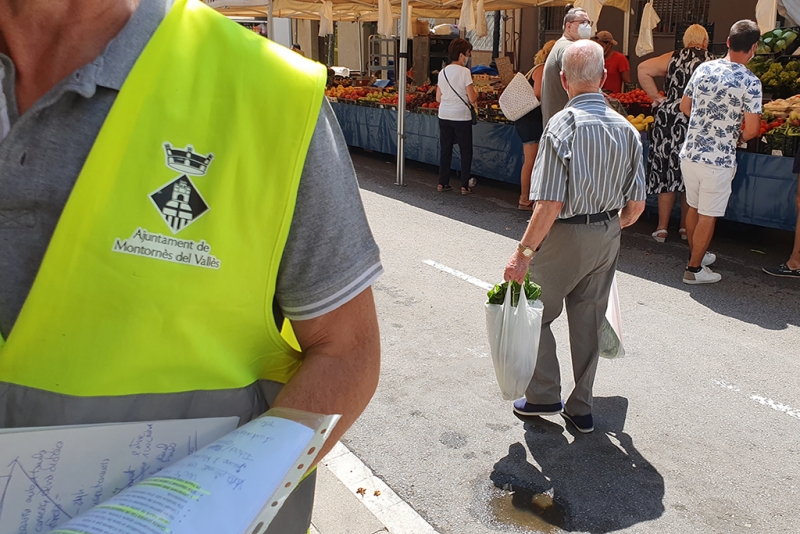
738;65;762;86
695;59;720;74
550;38;572;59
550;98;631;129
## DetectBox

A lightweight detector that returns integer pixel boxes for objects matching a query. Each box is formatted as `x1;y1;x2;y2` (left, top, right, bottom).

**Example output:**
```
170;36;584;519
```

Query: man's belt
557;209;619;224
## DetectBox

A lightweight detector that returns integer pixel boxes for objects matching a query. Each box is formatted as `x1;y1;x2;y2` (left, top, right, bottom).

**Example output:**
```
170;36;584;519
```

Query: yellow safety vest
0;0;325;398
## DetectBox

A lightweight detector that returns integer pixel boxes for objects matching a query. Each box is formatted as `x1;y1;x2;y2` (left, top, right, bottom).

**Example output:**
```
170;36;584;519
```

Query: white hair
562;8;588;31
562;40;606;86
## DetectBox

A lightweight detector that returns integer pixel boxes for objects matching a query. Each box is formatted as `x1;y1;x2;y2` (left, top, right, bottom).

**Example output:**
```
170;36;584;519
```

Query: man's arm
504;200;563;284
273;287;380;466
619;54;631;86
741;112;761;142
619;200;645;228
741;78;763;143
680;95;692;117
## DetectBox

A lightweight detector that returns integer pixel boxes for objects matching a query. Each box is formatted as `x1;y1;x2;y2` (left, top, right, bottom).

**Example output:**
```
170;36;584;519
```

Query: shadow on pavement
489;396;664;533
616;221;800;331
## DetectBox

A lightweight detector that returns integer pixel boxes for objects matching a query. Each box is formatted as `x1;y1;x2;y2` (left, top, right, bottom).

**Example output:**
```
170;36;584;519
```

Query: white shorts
680;159;737;217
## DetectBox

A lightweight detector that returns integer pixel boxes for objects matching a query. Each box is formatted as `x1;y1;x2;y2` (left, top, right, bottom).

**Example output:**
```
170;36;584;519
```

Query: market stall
208;0;798;231
207;0;633;185
331;92;797;230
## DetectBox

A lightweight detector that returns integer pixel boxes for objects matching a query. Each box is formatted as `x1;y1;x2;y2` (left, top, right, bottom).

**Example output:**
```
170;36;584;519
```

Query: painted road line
712;380;800;420
749;395;800;420
422;260;493;291
322;442;439;534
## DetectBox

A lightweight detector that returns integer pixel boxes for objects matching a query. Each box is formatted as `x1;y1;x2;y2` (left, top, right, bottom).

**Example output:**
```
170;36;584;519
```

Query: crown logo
163;143;214;176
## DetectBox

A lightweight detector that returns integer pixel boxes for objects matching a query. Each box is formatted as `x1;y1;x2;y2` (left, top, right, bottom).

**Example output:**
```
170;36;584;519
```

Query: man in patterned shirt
679;20;763;284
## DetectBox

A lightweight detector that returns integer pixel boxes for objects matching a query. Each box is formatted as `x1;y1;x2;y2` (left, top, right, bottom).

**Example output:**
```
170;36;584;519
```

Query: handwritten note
49;417;316;534
0;417;238;534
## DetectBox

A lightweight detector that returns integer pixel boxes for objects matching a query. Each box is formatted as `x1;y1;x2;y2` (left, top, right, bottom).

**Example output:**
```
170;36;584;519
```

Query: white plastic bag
485;285;544;400
636;1;661;57
600;273;626;359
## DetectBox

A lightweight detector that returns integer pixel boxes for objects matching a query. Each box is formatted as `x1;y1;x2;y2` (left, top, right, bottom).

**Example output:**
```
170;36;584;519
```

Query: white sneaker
701;252;716;266
468;177;477;188
683;266;722;285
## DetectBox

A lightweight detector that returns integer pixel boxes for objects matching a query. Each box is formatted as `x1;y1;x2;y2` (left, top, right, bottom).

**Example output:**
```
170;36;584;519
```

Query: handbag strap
442;67;473;113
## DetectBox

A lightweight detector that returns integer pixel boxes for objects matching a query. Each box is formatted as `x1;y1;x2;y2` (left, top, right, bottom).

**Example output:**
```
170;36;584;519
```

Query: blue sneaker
562;412;594;433
512;399;563;417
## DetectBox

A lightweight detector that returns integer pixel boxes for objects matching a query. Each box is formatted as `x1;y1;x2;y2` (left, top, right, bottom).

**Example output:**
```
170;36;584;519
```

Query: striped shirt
530;92;646;219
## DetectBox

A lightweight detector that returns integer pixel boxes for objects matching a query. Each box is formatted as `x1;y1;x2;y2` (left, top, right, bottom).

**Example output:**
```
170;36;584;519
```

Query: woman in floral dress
639;25;714;242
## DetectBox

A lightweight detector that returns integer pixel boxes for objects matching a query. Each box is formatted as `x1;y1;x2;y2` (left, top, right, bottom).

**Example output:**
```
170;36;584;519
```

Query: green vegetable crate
756;27;800;57
758;132;800;158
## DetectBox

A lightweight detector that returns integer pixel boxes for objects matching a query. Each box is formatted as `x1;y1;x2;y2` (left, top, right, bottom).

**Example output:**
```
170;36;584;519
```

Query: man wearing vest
0;0;383;532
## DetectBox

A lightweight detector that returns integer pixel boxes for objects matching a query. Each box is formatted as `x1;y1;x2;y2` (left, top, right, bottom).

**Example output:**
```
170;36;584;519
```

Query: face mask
578;23;593;39
464;57;472;68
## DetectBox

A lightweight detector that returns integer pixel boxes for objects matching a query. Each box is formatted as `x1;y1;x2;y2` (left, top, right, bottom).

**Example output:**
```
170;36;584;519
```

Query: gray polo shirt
541;36;573;127
0;0;382;337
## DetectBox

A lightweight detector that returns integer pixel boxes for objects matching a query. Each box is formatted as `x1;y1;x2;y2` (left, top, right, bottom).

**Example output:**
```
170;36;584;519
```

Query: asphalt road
342;149;799;534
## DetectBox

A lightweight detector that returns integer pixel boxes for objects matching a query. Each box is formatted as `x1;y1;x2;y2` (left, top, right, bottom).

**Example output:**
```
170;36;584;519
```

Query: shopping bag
635;1;661;57
498;72;540;121
485;283;544;400
600;273;626;359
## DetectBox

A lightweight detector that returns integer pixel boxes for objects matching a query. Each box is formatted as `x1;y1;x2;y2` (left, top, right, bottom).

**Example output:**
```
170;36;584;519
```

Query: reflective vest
0;0;325;407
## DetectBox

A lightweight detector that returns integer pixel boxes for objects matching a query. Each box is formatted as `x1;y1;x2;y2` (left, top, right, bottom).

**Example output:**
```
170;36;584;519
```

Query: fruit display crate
756;27;800;57
624;102;653;118
757;133;800;158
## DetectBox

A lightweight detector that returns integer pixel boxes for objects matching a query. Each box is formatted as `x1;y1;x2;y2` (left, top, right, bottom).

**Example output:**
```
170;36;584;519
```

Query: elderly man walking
504;40;646;434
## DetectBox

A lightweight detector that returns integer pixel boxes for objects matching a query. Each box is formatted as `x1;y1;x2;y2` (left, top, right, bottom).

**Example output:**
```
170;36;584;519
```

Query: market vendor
595;30;630;94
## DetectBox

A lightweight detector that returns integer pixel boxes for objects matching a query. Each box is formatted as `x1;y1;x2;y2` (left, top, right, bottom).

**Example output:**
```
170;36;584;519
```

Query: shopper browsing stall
638;24;713;243
680;20;762;284
763;151;800;279
436;38;478;195
514;40;556;211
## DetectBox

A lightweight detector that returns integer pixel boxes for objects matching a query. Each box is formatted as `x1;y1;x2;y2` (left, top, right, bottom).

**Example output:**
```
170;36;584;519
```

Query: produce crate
759;133;800;157
625;102;653;118
756;27;800;57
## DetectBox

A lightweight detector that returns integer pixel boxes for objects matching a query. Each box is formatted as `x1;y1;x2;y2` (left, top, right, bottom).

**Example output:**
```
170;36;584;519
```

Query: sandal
518;200;534;211
652;229;668;243
461;187;474;195
679;228;688;241
437;184;452;192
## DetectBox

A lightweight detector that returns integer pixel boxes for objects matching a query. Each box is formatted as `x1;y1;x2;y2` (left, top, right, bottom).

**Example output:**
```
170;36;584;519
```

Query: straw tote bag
498;68;540;122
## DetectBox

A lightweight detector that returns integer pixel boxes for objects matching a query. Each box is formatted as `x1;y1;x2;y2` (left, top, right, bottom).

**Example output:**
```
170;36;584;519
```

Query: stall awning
205;0;631;22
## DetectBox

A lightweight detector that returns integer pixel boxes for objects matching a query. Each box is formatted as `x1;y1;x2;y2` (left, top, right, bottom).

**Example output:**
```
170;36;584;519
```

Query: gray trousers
525;217;621;416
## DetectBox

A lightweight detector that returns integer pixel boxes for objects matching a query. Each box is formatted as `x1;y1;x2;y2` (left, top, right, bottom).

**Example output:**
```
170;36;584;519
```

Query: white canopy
205;0;631;21
204;0;633;185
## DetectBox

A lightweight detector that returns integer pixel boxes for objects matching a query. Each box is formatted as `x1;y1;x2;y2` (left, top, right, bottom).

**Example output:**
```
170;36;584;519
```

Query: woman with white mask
540;6;594;127
436;38;479;195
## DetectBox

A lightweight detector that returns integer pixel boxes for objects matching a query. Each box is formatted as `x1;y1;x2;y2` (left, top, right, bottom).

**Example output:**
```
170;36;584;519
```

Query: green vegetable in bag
486;273;542;307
